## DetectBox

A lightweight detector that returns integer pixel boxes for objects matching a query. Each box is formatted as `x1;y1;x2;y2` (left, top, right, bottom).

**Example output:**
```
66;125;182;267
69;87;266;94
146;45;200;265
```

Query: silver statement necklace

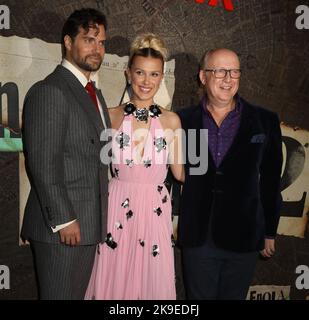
124;102;162;123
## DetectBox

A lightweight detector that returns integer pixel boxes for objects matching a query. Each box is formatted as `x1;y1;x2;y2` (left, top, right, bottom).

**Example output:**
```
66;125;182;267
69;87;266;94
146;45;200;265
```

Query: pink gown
85;113;176;300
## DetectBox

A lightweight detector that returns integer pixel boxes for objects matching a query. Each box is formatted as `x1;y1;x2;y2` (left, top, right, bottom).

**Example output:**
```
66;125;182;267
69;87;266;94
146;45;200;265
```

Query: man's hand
59;221;81;246
260;238;275;258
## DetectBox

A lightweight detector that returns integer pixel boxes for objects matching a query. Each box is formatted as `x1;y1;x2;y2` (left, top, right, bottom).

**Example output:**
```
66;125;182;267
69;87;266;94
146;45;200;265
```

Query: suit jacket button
90;139;95;144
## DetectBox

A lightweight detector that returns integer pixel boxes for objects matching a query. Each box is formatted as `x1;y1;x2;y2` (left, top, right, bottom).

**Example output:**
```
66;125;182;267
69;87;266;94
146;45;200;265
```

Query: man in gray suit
21;8;111;299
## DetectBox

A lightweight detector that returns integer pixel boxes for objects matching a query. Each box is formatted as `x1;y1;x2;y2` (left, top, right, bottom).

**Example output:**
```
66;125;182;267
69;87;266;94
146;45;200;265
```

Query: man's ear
199;69;206;86
64;35;73;53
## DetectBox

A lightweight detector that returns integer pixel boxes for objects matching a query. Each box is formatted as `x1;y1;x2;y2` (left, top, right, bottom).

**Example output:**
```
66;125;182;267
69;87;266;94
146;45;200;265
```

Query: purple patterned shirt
202;95;242;168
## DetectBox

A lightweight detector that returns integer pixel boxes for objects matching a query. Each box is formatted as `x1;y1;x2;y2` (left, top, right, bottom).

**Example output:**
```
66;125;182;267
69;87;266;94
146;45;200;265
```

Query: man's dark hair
61;8;107;57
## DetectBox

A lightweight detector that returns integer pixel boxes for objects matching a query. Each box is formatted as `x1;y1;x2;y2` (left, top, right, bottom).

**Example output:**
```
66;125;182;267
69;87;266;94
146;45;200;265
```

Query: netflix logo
194;0;235;12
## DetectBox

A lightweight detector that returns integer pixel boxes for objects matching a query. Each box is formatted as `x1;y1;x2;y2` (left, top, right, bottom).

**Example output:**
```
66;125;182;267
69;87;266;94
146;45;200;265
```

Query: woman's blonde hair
128;33;168;68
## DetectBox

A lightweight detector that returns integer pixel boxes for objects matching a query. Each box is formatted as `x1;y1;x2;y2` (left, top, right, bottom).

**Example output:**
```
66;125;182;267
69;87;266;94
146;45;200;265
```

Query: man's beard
76;55;102;72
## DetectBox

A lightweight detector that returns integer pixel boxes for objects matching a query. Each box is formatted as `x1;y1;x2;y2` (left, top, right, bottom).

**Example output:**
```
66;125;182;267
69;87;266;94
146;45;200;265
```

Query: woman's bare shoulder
108;104;125;129
108;104;125;115
159;107;182;129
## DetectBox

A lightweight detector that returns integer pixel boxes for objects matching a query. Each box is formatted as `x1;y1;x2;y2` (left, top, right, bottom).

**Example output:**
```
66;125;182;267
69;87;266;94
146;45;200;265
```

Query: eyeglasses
204;68;241;79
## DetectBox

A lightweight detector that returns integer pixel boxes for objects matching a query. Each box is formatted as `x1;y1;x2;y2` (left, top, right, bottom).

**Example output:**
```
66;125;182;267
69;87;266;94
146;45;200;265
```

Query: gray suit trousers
31;241;96;300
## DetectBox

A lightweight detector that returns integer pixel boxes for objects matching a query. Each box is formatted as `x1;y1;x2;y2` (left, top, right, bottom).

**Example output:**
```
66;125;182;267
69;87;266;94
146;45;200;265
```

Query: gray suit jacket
21;65;111;245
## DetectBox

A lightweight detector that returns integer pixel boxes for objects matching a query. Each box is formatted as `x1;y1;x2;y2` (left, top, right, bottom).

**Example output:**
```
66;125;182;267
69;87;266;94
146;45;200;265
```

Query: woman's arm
164;111;185;183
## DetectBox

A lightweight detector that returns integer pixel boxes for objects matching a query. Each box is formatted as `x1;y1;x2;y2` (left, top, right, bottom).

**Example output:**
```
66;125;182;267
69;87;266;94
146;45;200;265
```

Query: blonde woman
85;33;183;300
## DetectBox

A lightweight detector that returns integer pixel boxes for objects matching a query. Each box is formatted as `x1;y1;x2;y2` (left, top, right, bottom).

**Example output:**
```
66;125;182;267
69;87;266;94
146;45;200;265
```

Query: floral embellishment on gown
143;159;152;168
154;137;167;152
115;222;123;230
154;207;162;216
139;239;145;247
114;168;119;178
105;233;117;249
164;179;170;189
157;185;163;194
162;195;168;203
126;210;133;220
125;159;134;167
116;132;130;149
152;245;159;257
121;198;130;208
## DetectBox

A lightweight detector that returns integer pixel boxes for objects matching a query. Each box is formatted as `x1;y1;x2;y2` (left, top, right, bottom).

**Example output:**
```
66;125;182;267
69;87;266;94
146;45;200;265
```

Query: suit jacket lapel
96;88;111;129
56;65;105;138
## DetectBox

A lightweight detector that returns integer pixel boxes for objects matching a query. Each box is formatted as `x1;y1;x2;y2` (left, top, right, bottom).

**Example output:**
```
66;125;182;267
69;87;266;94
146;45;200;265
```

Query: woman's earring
127;79;131;85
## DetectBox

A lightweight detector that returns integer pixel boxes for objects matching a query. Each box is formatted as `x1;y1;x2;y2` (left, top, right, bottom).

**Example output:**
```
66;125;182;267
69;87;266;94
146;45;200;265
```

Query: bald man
177;49;283;299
